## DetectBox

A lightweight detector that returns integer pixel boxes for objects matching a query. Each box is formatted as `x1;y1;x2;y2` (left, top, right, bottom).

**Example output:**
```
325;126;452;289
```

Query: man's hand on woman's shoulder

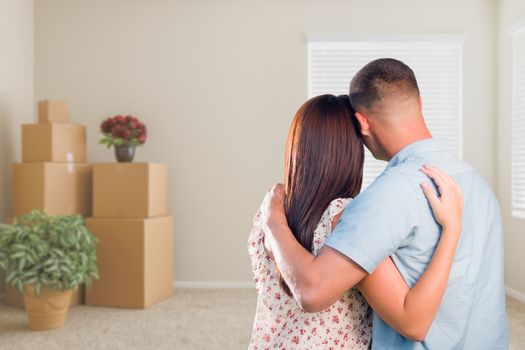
260;183;288;235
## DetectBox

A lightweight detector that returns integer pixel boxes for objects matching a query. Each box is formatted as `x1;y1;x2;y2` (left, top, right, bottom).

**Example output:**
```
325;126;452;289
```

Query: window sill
511;210;525;219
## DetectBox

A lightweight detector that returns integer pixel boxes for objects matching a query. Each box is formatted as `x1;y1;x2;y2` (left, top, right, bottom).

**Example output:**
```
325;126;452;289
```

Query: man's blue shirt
325;138;508;349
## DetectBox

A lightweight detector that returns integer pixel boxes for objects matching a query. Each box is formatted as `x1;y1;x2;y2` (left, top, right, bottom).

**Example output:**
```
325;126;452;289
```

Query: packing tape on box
66;152;74;162
68;163;74;173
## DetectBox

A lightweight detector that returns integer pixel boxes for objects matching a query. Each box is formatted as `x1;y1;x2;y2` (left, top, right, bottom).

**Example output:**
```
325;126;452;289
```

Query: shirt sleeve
324;168;419;273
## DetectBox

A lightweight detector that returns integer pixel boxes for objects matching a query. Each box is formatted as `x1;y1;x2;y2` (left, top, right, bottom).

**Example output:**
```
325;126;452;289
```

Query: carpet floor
0;289;523;350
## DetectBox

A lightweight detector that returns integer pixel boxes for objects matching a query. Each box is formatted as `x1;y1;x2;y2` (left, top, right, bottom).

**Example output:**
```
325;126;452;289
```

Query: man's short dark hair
349;58;420;114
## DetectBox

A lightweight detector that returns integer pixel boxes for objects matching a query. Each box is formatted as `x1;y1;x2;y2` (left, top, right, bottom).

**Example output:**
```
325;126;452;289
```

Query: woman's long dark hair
279;94;364;296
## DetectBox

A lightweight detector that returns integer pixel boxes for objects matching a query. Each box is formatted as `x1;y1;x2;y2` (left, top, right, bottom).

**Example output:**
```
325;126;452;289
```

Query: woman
247;94;463;349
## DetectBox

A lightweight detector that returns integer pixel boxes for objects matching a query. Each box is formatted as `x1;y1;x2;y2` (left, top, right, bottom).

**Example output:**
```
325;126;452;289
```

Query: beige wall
34;0;497;285
498;0;525;298
0;0;34;295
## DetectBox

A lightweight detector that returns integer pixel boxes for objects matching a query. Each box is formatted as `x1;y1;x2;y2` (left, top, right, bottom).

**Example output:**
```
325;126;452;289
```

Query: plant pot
114;144;135;162
23;285;73;331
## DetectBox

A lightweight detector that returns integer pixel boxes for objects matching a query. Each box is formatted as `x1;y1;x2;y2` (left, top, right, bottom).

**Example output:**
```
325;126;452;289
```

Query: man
261;58;508;349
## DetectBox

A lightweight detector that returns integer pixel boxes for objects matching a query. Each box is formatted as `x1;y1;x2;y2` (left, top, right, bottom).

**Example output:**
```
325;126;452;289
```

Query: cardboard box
85;215;174;309
4;284;84;308
4;285;25;308
12;163;92;217
38;100;69;123
93;163;167;218
22;123;86;163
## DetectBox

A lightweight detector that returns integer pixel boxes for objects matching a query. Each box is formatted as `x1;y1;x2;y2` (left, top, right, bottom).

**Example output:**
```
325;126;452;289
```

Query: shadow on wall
0;96;15;296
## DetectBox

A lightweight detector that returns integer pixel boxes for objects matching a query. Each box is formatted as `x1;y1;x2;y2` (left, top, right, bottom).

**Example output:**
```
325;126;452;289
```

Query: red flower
100;118;113;133
112;125;130;139
99;114;148;145
125;115;137;123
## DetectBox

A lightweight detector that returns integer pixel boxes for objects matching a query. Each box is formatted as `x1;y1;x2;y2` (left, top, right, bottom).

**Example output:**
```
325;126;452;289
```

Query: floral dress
248;198;373;350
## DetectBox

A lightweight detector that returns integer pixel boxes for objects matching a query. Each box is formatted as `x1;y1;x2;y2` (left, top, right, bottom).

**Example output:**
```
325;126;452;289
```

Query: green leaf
16;280;23;293
26;253;35;264
10;251;25;259
25;276;38;285
18;257;25;271
113;138;125;146
44;264;58;273
60;265;71;274
0;211;99;291
52;248;64;257
13;244;27;251
6;270;16;284
35;282;42;297
22;270;36;278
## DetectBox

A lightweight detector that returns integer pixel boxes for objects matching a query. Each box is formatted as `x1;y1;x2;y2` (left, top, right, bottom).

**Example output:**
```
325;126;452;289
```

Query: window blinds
308;36;463;188
512;28;525;218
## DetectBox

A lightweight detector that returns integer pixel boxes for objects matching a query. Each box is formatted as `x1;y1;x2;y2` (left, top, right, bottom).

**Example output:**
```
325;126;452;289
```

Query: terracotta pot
23;285;73;331
114;144;135;162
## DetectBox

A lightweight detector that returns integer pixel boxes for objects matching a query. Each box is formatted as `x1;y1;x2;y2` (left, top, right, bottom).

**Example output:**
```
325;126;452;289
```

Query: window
512;27;525;218
308;35;463;188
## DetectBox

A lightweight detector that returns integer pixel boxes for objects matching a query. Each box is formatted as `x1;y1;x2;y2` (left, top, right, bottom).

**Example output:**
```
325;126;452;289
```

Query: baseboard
505;285;525;304
173;281;255;289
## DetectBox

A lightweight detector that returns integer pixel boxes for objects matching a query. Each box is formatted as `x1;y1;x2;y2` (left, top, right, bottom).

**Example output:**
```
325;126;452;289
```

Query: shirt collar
386;138;449;168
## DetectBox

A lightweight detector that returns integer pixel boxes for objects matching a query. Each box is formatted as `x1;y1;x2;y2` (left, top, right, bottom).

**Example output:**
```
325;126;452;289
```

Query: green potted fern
0;210;99;330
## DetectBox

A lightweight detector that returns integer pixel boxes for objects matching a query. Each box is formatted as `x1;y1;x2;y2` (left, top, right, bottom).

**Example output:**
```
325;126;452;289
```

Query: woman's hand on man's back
420;165;463;233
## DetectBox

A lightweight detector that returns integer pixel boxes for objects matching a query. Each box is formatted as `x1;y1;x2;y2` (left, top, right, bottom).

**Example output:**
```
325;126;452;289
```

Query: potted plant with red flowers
99;115;147;162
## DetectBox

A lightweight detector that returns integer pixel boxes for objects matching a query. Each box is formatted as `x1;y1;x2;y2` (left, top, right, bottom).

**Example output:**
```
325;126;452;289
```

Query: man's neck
384;128;432;161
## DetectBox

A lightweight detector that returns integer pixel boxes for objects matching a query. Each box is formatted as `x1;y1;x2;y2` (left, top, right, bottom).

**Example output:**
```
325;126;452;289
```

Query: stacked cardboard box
86;163;174;309
4;100;92;308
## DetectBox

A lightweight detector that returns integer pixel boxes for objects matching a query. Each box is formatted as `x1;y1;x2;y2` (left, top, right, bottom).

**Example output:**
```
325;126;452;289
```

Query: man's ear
354;112;371;136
